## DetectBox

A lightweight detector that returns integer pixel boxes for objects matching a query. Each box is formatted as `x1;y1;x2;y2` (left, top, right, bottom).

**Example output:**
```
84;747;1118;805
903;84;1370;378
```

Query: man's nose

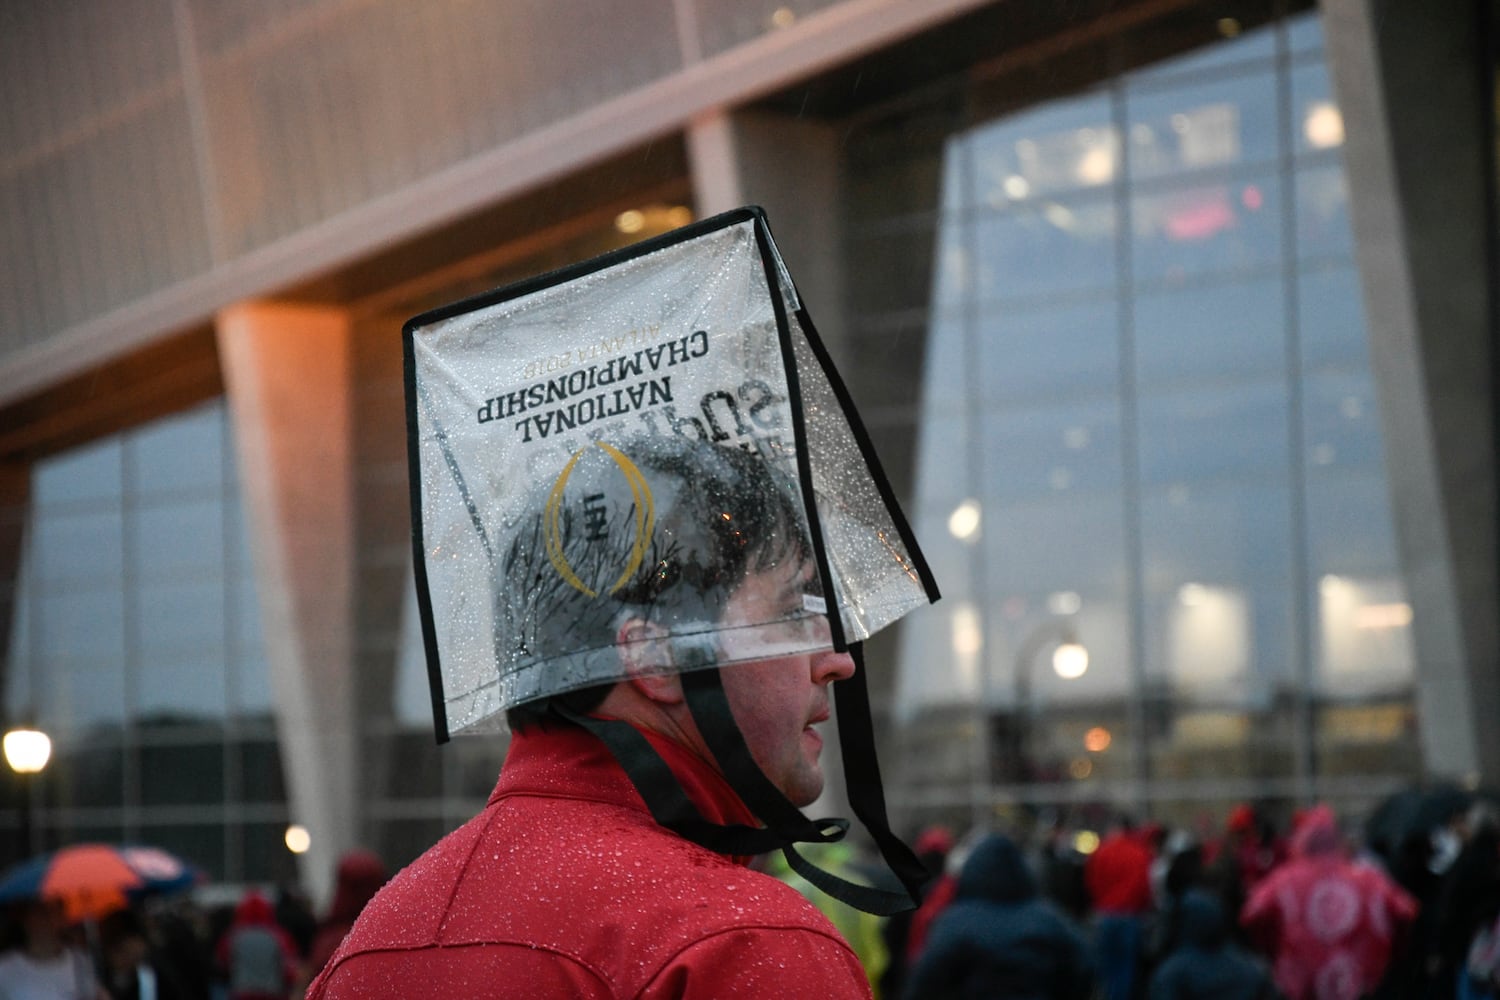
811;648;856;684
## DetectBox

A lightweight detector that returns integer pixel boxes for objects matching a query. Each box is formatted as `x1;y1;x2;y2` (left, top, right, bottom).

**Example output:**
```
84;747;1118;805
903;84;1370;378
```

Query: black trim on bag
406;207;766;331
792;304;941;604
747;214;849;653
403;322;451;743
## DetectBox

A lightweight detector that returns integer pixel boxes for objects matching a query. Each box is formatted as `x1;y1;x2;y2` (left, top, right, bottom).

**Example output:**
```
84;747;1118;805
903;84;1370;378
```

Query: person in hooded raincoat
1147;889;1280;1000
1240;805;1417;1000
214;889;301;1000
901;831;1095;1000
308;436;881;999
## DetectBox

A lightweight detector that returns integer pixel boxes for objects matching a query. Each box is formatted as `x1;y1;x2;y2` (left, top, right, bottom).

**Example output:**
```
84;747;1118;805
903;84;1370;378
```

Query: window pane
987;494;1129;595
990;598;1132;706
1141;481;1294;588
1127;69;1278;179
45;742;124;810
1135;278;1285;385
979;300;1120;403
237;738;288;804
974;196;1118;298
1291;61;1341;158
132;500;226;582
141;742;224;807
918;313;974;417
229;631;274;717
1144;577;1296;701
1316;702;1421;780
1296;164;1352;261
153;823;228;885
451;734;509;800
136;646;228;721
372;818;449;871
1287;13;1325;55
1315;573;1414;695
1303;372;1386;472
895;600;986;715
1133;175;1282;282
30;439;122;507
982;401;1124;502
967;95;1116;201
1138;380;1290;483
1299;266;1368;370
240;821;298;885
32;510;123;584
368;731;443;800
1150;704;1294;782
36;587;124;658
126;404;225;497
138;580;226;654
1306;472;1401;578
912;412;973;499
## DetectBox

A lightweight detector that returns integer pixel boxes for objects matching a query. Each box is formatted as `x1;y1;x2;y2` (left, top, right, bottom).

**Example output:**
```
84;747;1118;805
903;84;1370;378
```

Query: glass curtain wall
871;9;1418;834
1;400;290;881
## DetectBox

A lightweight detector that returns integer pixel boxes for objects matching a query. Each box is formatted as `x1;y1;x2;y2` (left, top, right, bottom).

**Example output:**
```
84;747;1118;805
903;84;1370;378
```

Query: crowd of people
3;794;1497;1000
3;792;1498;1000
0;848;387;1000
872;796;1500;1000
2;791;1476;995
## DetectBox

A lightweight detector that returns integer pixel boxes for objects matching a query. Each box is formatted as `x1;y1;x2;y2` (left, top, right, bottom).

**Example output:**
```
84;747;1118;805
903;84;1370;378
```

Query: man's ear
617;617;684;706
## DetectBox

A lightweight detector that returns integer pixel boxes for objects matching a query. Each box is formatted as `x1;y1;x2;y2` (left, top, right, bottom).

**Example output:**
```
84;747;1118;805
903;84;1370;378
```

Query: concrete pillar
1322;0;1500;785
687;110;848;354
216;302;356;904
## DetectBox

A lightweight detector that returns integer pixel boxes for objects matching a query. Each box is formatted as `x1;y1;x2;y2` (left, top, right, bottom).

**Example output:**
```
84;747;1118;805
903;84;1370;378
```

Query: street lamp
4;726;51;858
1014;622;1087;779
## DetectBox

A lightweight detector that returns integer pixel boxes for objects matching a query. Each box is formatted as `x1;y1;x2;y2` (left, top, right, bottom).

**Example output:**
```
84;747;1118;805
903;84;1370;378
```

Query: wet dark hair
503;434;811;732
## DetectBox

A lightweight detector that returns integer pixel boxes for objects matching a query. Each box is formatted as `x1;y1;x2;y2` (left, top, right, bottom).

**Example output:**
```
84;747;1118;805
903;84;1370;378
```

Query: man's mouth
803;725;824;754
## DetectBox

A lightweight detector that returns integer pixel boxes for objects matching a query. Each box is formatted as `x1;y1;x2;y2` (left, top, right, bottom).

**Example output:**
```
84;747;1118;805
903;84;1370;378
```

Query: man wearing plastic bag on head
308;208;940;999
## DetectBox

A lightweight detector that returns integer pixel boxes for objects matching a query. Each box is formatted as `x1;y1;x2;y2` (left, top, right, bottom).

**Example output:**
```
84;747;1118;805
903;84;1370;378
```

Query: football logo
544;441;654;597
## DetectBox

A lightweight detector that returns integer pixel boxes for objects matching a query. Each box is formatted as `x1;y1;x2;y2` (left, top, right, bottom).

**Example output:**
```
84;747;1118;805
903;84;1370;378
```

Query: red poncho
1240;806;1418;1000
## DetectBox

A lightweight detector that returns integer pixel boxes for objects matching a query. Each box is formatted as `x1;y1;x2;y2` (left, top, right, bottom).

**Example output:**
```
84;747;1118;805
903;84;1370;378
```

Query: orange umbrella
0;843;199;921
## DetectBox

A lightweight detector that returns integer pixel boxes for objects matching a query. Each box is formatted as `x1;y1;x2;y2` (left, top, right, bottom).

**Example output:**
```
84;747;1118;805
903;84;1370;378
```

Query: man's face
714;557;855;807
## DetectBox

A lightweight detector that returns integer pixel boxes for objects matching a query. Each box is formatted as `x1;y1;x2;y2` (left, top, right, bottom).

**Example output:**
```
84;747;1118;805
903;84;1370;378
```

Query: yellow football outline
544;441;654;597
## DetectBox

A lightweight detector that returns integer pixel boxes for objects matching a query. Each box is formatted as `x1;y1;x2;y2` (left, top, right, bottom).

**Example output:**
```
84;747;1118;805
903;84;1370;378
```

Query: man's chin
786;770;824;809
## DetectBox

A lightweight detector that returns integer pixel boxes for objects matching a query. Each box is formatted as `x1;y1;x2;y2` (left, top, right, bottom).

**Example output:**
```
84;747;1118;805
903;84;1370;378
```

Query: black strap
557;674;920;915
679;667;921;916
834;643;931;903
678;668;846;843
554;705;788;855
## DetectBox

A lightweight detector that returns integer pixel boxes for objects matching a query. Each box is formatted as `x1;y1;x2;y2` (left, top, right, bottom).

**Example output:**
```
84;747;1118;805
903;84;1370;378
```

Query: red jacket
307;723;872;999
1084;830;1155;915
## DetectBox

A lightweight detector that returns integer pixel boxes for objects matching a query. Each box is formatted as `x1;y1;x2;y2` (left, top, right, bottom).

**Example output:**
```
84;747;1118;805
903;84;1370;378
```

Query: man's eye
777;610;824;636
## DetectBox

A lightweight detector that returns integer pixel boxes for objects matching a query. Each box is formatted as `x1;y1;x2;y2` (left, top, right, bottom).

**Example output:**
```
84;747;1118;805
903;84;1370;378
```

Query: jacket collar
491;721;760;858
